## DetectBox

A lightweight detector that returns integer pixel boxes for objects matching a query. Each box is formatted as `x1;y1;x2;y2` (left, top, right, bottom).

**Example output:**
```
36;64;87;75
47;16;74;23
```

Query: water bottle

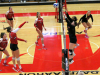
65;58;68;70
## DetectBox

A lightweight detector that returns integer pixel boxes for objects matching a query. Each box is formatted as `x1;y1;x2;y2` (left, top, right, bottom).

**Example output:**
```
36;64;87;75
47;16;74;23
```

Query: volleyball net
56;0;69;75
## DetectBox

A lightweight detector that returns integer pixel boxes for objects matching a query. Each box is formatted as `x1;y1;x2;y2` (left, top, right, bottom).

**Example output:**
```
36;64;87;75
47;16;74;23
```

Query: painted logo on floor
42;32;57;35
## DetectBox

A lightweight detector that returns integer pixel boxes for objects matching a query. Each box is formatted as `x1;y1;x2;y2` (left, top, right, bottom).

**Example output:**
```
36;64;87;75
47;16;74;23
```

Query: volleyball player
34;12;47;50
64;8;79;64
5;7;15;28
3;21;28;72
0;33;10;71
79;10;93;38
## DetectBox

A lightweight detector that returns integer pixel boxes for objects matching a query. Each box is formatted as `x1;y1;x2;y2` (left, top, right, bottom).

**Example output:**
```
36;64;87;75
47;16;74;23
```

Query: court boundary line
90;41;99;48
90;41;99;53
27;44;35;57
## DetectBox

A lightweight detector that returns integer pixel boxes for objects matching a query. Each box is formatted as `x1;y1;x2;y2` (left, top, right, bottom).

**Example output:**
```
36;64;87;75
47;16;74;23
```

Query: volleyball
53;3;59;8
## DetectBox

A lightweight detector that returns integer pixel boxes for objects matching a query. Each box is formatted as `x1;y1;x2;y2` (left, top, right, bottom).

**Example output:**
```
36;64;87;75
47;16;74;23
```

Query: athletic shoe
85;35;89;38
74;43;80;48
35;42;39;46
18;68;24;72
42;46;47;50
3;62;9;66
12;67;18;72
69;60;74;65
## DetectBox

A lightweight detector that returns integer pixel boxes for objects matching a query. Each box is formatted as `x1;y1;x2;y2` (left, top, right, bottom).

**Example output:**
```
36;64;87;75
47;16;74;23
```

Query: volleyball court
0;7;62;73
0;0;100;75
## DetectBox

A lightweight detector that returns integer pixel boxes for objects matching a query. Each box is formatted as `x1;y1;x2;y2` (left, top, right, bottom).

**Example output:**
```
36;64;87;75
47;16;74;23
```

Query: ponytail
3;26;11;33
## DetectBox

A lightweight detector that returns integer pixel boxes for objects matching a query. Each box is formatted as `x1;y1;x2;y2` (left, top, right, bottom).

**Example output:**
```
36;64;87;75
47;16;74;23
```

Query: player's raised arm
12;21;28;33
65;8;73;22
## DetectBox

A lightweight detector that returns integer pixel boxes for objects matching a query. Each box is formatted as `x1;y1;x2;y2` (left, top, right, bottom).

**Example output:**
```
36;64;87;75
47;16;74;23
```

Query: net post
62;49;69;75
60;0;69;75
58;0;62;23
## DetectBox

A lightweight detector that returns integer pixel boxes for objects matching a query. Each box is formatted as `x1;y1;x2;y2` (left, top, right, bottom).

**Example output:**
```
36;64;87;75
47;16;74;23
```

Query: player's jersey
65;13;77;38
34;17;44;30
5;11;14;19
79;14;93;23
0;38;8;49
9;22;26;44
9;32;18;44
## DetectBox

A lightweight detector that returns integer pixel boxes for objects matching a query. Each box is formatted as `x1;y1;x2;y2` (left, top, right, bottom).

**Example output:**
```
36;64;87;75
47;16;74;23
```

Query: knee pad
12;57;16;60
69;49;73;55
17;57;20;61
85;28;88;30
6;56;9;59
41;38;44;41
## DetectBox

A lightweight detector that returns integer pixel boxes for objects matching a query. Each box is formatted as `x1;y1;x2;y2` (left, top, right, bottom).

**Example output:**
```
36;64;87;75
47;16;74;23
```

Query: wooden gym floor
0;3;100;75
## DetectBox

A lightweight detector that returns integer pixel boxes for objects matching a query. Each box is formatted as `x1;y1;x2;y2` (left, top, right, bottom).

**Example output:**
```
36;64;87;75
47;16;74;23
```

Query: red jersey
5;11;14;19
34;17;44;30
9;22;26;44
0;38;8;49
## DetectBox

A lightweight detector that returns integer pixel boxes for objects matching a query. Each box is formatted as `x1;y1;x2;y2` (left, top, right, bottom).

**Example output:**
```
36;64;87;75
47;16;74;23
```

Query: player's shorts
82;20;88;23
69;36;77;44
8;18;13;21
0;48;5;51
10;43;19;51
36;29;42;32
